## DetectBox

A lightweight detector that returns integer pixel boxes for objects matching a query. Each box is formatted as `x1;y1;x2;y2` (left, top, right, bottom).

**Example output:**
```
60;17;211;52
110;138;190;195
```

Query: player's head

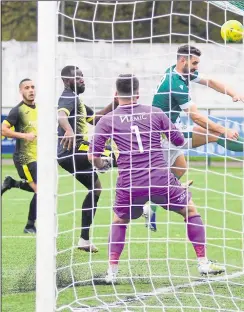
116;74;139;104
19;78;36;103
61;65;85;95
177;45;201;74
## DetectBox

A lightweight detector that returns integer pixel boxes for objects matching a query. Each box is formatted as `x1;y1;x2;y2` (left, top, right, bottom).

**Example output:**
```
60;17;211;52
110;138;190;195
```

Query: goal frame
36;2;57;312
34;1;244;311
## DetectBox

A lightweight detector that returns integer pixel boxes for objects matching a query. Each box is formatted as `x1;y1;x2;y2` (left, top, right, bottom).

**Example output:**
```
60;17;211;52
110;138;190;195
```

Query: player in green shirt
144;44;244;231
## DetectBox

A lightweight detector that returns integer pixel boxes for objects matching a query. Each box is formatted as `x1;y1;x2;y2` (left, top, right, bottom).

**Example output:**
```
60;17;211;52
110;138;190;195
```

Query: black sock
81;192;100;240
14;180;34;192
26;194;37;228
26;220;35;228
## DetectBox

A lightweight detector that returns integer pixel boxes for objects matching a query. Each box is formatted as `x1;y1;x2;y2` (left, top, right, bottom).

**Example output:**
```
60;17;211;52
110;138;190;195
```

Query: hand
232;94;244;103
24;132;36;142
98;157;112;173
60;129;75;151
225;128;239;140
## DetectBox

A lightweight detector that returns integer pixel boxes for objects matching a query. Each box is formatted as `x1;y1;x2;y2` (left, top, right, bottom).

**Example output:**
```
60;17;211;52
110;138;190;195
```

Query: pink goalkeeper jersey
90;104;184;190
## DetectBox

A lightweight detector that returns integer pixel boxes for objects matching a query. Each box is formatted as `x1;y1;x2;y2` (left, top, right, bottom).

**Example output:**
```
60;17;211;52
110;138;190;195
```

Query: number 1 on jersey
131;125;144;153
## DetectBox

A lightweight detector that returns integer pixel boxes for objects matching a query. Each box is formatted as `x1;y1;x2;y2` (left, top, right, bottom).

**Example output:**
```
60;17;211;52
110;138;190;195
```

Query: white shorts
162;123;194;167
162;138;193;166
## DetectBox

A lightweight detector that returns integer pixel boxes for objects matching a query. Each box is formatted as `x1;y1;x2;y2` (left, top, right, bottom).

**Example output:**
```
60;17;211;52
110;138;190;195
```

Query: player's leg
106;213;130;283
144;147;191;232
58;152;101;252
25;189;37;234
171;153;193;188
153;178;225;275
171;153;187;179
77;173;101;253
1;176;34;195
106;190;147;283
192;125;244;151
17;161;37;234
175;199;225;275
192;126;220;147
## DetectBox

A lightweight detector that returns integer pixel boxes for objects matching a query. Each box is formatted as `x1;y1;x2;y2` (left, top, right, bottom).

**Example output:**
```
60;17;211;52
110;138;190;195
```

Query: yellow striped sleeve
86;115;95;123
2;120;11;127
58;108;70;116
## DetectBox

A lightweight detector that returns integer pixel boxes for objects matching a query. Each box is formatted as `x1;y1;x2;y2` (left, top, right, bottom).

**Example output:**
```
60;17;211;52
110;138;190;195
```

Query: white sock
198;257;208;264
109;264;118;274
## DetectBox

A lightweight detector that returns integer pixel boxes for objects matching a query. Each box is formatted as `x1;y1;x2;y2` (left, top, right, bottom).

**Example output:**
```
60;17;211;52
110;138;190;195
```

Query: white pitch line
2;236;36;239
154;270;244;295
74;270;244;312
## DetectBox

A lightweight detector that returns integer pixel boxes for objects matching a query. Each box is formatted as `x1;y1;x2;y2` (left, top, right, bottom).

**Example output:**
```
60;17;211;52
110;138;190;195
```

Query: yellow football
221;20;244;42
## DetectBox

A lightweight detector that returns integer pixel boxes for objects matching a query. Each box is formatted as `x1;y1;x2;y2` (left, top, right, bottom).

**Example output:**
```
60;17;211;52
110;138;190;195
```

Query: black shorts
14;161;37;184
57;149;98;190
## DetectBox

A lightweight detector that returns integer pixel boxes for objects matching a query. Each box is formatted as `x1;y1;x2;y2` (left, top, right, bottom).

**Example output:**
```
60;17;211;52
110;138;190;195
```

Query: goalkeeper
144;44;244;231
88;73;225;283
57;65;117;253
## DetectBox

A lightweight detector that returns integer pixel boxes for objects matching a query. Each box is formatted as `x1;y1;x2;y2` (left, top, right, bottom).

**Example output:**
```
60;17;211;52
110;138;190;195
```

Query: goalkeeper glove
97;158;112;173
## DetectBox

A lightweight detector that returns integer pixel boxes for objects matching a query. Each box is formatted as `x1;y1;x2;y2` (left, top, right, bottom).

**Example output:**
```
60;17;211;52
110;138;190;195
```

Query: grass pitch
2;164;244;312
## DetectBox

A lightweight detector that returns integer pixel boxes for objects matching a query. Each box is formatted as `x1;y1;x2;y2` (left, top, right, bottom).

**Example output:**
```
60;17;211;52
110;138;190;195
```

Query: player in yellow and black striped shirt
58;65;118;252
1;78;37;234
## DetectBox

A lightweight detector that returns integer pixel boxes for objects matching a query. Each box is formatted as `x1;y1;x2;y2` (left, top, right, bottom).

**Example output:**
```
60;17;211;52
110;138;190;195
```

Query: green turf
2;153;13;159
2;164;244;312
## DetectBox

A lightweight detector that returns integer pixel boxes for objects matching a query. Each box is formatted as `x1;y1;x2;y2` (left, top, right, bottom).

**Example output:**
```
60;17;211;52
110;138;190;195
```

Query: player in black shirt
1;79;38;233
58;65;117;252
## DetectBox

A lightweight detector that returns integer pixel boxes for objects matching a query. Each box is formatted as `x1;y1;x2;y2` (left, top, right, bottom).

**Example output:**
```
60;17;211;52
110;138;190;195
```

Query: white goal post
36;2;57;312
36;1;244;312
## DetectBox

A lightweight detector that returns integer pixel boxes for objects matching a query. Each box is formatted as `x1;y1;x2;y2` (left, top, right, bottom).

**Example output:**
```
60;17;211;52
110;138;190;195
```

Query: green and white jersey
152;65;201;125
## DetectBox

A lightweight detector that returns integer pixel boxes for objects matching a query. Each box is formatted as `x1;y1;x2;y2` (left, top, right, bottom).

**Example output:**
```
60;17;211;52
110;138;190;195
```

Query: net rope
210;1;244;16
54;1;244;311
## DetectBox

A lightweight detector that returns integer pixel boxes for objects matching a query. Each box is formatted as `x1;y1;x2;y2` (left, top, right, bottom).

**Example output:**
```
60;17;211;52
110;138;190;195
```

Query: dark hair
61;65;79;79
116;74;139;97
19;78;31;88
177;45;201;59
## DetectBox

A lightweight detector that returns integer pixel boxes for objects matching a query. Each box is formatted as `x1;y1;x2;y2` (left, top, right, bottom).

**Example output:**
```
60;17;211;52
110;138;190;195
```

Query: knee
94;188;102;198
94;179;102;197
178;199;198;218
29;182;37;193
171;167;187;179
178;168;187;178
94;182;102;197
188;203;198;217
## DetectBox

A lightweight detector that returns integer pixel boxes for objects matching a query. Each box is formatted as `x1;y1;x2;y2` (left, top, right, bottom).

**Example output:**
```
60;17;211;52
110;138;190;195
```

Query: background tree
1;1;242;42
2;2;37;41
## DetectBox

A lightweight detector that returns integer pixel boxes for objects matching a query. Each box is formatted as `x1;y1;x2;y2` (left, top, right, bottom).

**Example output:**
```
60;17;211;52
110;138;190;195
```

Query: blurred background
2;1;244;156
1;2;244;312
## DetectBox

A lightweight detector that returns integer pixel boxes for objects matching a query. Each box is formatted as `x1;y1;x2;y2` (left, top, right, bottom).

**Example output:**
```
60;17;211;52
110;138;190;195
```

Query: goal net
36;1;244;311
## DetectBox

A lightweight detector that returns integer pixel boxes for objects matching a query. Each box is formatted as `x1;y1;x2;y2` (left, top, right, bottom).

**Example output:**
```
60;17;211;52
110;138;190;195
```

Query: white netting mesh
210;1;244;16
54;1;244;311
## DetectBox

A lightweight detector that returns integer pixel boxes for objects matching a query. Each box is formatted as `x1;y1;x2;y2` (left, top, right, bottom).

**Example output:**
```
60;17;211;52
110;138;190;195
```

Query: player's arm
2;122;36;141
86;98;119;126
173;83;238;140
58;98;75;150
185;103;239;140
196;77;244;103
2;107;36;141
88;118;111;170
